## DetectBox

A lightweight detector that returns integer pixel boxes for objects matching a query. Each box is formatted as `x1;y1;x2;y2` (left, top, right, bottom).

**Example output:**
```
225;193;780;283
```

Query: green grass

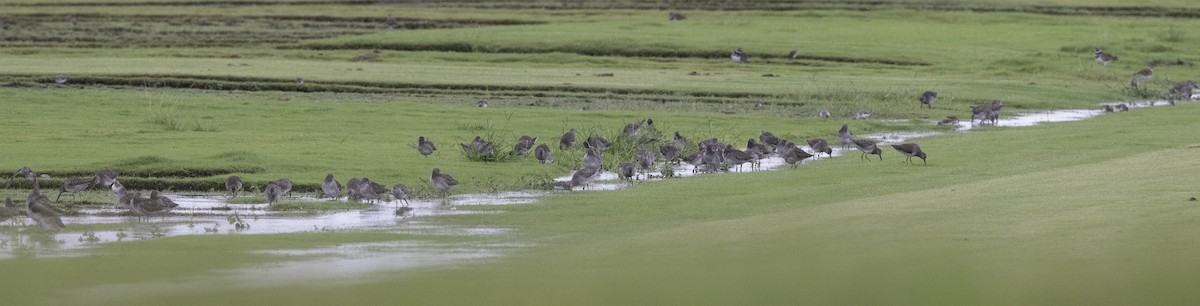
5;89;1200;306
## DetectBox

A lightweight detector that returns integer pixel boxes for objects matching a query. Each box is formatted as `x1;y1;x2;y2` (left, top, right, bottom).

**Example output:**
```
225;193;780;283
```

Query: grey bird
723;145;752;171
271;178;293;197
787;49;798;60
754;100;764;109
671;131;688;149
226;175;243;198
759;131;781;150
659;144;680;164
5;166;34;188
852;139;883;161
1170;80;1196;104
891;143;927;165
430;168;460;198
94;169;117;187
806;138;833;159
149;190;179;210
623;119;644;140
1115;103;1130;112
682;152;703;173
346;177;363;200
559;128;577;150
731;48;749;63
584;136;611;152
1103;105;1115;113
391;183;411;206
477;98;489;108
853;110;872;120
569;166;599;189
322;173;341;200
837;124;854;149
937;116;960;126
1093;48;1118;67
1130;65;1153;87
354;178;381;204
534;144;554;164
513;135;538;156
583;147;604;171
618;162;635;181
26;177;64;232
919;91;938;108
668;11;687;21
56;177;91;203
418;136;437;158
818;109;831;118
1;197;20;224
783;147;814;168
636;150;656;179
111;179;132;209
746;139;769;168
264;182;283;205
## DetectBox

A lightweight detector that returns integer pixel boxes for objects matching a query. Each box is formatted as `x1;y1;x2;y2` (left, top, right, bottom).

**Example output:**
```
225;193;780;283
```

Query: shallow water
2;98;1185;285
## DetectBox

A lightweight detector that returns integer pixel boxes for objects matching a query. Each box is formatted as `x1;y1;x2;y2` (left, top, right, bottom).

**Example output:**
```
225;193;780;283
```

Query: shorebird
26;177;64;232
668;11;687;21
787;49;798;60
754;100;764;109
636;150;656;179
534;144;554;164
1130;65;1153;87
584;136;611;152
418;136;437;158
94;169;117;187
559;128;577;150
346;177;363;200
681;152;703;173
618;162;635;181
937;116;960;126
853;110;872;120
355;178;381;204
513;135;537;156
731;48;749;63
623;119;644;140
430;168;460;198
5;166;34;188
783;147;814;168
919;91;938;108
660;144;680;164
271;178;293;197
111;179;132;209
391;183;411;206
1;197;20;224
722;145;752;172
818;109;831;118
746;139;769;168
806;138;833;159
776;140;796;158
1170;80;1196;104
386;13;398;30
56;177;91;203
759;131;781;151
322;173;341;199
54;75;69;84
226;175;243;198
671;131;688;149
891;143;927;165
1115;103;1129;112
972;108;998;125
264;182;283;205
852;139;883;161
1093;48;1118;67
148;190;179;211
837;124;854;149
476;98;489;108
569;166;599;189
583;147;604;170
1103;105;1115;113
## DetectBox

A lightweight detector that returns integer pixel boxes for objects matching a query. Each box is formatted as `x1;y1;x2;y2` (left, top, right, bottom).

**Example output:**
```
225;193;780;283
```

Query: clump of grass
145;100;218;132
1157;26;1185;43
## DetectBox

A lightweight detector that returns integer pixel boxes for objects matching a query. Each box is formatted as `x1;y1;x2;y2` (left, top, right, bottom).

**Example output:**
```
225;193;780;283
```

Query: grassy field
2;0;1200;304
